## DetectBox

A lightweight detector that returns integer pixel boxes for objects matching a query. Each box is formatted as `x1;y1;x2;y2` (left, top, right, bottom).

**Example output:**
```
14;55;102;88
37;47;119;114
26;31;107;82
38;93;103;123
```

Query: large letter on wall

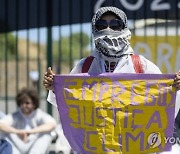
120;0;144;11
134;42;152;60
157;43;172;73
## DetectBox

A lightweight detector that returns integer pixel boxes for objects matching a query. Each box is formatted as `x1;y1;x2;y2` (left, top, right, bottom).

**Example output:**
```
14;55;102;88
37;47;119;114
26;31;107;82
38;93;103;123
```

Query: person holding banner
43;6;180;154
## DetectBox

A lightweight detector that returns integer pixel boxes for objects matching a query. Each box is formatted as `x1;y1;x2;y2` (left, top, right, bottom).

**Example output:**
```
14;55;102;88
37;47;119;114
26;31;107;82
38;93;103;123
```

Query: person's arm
0;121;23;134
0;113;29;143
26;121;56;134
0;121;28;142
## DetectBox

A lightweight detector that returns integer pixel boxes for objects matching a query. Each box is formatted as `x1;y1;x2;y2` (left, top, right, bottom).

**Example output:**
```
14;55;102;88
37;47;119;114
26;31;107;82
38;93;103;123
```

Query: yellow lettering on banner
63;77;175;153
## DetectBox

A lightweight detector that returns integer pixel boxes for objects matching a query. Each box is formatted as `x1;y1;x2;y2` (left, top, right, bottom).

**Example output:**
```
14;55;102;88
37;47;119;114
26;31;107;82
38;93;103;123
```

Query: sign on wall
130;36;180;73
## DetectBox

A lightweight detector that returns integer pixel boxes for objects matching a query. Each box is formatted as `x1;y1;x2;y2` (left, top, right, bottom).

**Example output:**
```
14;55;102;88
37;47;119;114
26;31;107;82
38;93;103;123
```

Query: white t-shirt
47;52;162;107
0;108;56;130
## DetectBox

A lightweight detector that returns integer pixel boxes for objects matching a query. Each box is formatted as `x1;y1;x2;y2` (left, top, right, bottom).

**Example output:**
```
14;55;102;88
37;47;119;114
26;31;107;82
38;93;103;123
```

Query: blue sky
13;20;134;44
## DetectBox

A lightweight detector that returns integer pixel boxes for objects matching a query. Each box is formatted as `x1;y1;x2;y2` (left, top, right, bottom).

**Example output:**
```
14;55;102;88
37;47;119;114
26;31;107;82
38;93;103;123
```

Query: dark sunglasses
95;19;124;31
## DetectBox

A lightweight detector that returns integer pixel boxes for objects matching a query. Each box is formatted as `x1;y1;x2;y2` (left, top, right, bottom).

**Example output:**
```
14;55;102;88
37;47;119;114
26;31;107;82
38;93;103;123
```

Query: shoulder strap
131;55;144;73
82;56;95;73
82;55;144;73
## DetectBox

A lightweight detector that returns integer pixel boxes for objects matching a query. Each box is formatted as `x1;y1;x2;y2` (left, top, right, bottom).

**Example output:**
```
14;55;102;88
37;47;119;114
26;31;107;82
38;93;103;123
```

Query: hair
92;7;128;35
16;88;40;109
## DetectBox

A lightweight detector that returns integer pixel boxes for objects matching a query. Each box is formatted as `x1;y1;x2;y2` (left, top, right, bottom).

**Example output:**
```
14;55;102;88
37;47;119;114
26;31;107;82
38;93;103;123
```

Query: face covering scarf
94;28;132;58
92;7;134;72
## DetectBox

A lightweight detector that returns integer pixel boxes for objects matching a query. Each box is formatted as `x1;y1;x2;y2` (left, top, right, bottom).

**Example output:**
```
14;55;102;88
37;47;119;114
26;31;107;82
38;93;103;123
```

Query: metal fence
0;0;180;115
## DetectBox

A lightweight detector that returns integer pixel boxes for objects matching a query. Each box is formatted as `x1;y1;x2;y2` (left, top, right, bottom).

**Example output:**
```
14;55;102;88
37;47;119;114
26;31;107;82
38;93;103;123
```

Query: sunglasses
95;19;124;31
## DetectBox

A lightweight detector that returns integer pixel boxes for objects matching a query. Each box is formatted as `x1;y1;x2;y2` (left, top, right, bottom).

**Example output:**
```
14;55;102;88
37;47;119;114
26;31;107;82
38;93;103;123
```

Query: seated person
0;111;5;138
0;111;5;119
0;88;56;154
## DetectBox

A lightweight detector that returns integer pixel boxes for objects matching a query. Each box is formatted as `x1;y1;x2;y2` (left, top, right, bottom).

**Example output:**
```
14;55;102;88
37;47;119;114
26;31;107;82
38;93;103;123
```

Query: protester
0;88;56;154
43;6;180;154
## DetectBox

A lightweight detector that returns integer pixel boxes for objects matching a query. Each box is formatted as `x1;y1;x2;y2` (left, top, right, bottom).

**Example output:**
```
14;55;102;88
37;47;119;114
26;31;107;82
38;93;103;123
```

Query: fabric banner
54;73;176;154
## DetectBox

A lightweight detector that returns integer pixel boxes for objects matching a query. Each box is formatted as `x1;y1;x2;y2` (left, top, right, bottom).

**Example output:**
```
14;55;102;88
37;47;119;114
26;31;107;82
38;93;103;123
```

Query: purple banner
54;73;176;154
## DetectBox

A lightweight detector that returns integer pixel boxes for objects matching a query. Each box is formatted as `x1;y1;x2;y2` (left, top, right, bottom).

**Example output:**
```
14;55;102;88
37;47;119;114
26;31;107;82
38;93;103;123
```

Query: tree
0;33;16;60
53;32;90;64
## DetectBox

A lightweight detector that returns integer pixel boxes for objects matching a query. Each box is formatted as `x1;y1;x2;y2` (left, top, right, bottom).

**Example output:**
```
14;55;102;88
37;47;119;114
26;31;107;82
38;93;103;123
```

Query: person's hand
25;129;35;135
16;130;29;143
43;67;55;91
174;70;180;91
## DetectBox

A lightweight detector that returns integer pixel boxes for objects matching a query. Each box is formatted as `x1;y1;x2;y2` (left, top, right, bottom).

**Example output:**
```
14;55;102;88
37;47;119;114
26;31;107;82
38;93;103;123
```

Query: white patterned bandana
92;7;134;61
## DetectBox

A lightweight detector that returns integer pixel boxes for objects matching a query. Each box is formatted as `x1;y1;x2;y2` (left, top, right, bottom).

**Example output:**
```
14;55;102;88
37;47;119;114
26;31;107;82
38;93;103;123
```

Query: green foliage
0;33;16;60
53;32;91;64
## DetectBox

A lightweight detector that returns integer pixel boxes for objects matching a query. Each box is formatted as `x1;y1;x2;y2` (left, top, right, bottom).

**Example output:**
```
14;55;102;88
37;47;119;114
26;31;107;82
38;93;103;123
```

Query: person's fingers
44;75;53;82
174;71;180;90
43;68;55;90
43;80;49;86
44;69;54;84
175;81;180;88
175;78;180;82
44;83;51;88
176;70;180;77
43;78;52;84
49;67;55;75
47;67;51;74
43;80;53;87
44;83;52;88
44;75;53;81
44;83;54;90
43;78;53;87
47;67;55;75
174;71;180;81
